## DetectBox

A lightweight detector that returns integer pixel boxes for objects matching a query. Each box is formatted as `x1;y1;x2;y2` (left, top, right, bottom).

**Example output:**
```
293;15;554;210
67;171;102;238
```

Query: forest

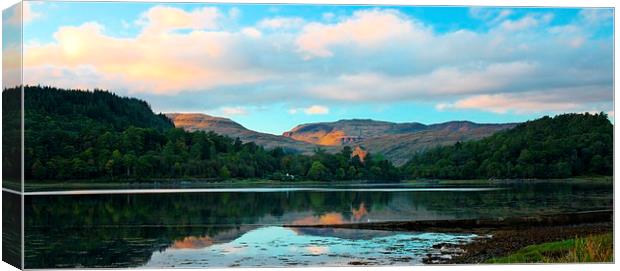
404;113;613;179
18;86;400;181
5;86;613;182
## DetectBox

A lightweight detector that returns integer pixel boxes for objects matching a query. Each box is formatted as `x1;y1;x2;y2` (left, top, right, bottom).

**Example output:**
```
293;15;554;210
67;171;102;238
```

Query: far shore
6;175;611;192
285;209;613;233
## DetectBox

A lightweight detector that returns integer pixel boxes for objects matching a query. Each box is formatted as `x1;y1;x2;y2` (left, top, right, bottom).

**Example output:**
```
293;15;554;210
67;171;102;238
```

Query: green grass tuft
487;233;613;263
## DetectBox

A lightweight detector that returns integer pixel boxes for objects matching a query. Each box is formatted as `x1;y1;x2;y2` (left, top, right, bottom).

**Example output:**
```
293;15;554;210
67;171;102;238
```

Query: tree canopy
9;86;612;182
19;86;400;182
403;113;613;179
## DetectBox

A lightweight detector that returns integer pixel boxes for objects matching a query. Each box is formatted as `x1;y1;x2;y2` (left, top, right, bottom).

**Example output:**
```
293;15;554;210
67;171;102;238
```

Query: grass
487;233;613;263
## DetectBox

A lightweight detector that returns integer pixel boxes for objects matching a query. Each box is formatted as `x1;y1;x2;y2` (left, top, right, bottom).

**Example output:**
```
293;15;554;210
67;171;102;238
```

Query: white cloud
241;27;262;38
304;105;329;115
220;106;248;116
136;5;221;34
437;85;612;114
322;12;335;21
469;8;512;25
289;105;329;115
499;15;539;31
493;13;554;32
435;103;450;111
228;7;241;20
307;62;538;101
579;9;613;24
258;17;305;29
21;6;613;116
23;7;274;95
569;36;585;48
295;9;428;58
446;94;578;114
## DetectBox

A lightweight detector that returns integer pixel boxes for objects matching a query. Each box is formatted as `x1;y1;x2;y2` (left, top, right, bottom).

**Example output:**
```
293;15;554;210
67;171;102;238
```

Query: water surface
24;181;612;268
144;227;477;267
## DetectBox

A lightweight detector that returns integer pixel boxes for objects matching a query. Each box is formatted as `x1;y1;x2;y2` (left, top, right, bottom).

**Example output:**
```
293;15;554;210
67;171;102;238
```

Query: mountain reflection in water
24;182;612;268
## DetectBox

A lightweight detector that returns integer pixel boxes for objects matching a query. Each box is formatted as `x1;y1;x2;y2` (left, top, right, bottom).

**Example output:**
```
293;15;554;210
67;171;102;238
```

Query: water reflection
144;227;478;268
292;202;369;225
293;212;345;225
351;202;369;221
24;182;612;268
171;236;214;249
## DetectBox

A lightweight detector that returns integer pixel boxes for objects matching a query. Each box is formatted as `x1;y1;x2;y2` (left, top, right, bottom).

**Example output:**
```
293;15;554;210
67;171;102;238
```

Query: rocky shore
424;222;613;264
286;210;613;264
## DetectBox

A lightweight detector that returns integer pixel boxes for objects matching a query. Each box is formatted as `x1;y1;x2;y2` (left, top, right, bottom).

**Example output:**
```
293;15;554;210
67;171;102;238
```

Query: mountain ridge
167;113;517;166
282;119;517;146
166;113;321;154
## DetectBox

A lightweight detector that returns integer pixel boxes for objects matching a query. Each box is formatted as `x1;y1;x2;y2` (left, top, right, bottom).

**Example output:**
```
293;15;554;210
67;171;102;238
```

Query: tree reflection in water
24;182;612;268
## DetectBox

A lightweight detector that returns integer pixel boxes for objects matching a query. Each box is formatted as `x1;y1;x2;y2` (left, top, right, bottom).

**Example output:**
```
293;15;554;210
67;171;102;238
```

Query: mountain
166;113;321;154
169;114;515;166
282;119;514;146
282;119;428;145
360;122;517;166
281;119;516;165
166;113;249;134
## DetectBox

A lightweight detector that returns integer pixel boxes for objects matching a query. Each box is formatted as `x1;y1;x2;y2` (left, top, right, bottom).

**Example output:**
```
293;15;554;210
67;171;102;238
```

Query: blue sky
9;1;614;134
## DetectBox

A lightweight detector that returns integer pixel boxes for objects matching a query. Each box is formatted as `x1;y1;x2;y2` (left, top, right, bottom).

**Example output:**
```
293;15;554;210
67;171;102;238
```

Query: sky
3;1;615;135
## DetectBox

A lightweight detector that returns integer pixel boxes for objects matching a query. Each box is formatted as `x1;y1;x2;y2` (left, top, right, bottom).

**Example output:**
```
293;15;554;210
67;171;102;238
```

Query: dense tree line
404;113;613;179
8;86;613;182
24;85;174;131
2;87;21;182
18;86;399;181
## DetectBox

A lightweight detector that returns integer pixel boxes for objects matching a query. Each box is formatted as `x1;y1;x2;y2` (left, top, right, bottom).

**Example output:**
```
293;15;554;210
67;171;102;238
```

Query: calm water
23;181;612;268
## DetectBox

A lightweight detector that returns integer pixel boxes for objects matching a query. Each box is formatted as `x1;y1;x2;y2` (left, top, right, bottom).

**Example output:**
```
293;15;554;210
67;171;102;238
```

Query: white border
8;0;619;7
1;0;618;271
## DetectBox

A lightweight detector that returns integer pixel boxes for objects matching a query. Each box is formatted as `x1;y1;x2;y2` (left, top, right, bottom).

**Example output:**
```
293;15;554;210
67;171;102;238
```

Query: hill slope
21;85;174;180
169;114;515;166
404;113;613;179
281;119;516;165
282;119;426;145
24;85;173;131
361;122;516;166
166;113;320;154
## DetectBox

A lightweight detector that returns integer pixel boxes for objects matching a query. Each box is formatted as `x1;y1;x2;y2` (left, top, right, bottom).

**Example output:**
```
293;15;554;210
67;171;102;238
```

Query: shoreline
285;210;613;233
16;176;613;192
427;222;613;264
286;210;614;264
